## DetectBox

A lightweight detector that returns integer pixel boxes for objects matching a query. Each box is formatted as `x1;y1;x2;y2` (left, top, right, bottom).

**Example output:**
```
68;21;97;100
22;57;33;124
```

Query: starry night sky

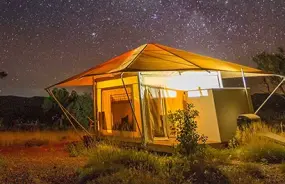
0;0;285;97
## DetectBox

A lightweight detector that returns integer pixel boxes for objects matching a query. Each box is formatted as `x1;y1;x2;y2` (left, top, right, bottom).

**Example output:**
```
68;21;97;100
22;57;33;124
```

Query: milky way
0;0;285;96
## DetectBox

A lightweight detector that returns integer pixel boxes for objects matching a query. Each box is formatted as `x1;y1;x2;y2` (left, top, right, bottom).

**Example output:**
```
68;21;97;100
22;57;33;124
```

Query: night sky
0;0;285;97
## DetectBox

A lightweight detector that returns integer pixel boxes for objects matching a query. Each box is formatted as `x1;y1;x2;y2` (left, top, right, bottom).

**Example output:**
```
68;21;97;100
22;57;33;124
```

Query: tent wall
212;88;253;141
96;76;143;140
186;88;253;143
186;90;222;143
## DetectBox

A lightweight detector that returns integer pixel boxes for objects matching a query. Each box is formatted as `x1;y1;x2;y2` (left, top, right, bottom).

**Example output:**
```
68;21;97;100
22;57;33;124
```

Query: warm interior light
142;71;222;91
188;90;208;97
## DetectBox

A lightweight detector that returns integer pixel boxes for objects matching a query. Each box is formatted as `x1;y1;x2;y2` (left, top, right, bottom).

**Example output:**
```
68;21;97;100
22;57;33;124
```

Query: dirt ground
0;143;87;184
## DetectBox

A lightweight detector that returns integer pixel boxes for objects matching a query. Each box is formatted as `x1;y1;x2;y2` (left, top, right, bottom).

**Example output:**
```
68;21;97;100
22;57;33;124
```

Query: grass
219;163;265;184
228;122;285;164
229;122;276;147
0;130;84;147
69;121;285;183
1;121;285;183
77;143;229;184
208;139;285;164
239;138;285;163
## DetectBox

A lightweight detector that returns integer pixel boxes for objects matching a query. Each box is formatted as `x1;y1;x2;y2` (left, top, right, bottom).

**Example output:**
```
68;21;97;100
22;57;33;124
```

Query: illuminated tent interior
47;43;276;146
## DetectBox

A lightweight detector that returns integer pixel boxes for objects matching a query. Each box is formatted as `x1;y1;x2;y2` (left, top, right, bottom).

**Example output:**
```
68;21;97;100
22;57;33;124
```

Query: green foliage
71;93;94;128
78;143;229;184
42;88;93;129
252;47;285;93
42;88;74;113
168;103;207;156
78;144;165;183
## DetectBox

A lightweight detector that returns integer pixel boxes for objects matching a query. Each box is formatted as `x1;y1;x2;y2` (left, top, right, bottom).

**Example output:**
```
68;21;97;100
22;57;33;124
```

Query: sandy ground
0;143;88;184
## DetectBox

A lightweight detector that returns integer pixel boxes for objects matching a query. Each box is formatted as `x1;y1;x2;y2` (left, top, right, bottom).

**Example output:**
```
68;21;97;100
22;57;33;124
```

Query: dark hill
0;96;46;127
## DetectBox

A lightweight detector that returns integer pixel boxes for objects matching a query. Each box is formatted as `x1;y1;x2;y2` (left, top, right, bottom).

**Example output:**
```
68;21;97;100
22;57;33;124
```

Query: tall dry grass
229;121;285;147
0;131;84;147
207;122;285;164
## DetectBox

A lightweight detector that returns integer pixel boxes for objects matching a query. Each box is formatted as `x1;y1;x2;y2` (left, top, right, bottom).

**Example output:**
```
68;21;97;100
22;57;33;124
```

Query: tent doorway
102;86;136;133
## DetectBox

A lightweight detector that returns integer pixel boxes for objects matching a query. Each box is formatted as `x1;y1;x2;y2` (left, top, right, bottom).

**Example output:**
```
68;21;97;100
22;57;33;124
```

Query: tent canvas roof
48;43;270;88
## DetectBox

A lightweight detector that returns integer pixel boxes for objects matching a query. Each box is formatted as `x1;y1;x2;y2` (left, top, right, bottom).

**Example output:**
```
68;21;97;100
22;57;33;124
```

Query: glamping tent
47;43;278;146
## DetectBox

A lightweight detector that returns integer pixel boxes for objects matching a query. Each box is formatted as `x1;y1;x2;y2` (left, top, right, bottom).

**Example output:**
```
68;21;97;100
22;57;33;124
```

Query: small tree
168;103;207;157
42;88;75;128
42;88;93;129
71;92;93;128
252;47;285;93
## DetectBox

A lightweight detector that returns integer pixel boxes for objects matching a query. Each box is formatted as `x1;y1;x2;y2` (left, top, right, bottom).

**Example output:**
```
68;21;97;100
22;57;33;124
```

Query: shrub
168;103;207;157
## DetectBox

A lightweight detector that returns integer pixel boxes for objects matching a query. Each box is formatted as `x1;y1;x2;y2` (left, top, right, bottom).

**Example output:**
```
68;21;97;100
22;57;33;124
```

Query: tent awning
47;43;273;88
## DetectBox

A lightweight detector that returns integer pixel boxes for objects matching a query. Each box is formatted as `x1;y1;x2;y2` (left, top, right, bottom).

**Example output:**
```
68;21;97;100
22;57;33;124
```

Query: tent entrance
101;86;136;133
111;93;135;131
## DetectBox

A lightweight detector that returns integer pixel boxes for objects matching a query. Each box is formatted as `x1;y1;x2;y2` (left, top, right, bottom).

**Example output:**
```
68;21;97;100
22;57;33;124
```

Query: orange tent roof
48;43;266;88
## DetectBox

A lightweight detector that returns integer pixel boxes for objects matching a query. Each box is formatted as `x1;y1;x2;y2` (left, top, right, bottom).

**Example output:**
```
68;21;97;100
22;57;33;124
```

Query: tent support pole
255;77;285;114
241;69;251;111
120;72;143;138
138;72;146;146
218;71;223;88
92;77;99;137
